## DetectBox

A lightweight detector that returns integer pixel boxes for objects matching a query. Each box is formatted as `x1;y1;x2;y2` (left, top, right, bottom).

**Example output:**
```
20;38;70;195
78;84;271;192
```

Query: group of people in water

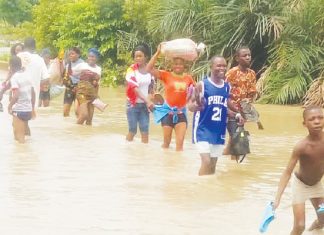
0;37;103;142
125;43;252;174
124;41;324;235
1;37;324;235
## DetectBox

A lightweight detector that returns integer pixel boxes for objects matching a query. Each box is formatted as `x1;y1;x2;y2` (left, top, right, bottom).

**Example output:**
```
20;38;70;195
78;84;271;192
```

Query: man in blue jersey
188;56;244;176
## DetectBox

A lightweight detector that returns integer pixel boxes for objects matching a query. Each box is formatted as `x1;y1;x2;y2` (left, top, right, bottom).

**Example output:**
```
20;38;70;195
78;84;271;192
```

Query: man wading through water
189;56;243;175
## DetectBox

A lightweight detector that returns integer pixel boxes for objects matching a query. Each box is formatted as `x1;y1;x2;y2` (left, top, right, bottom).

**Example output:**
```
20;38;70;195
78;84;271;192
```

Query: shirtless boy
273;105;324;235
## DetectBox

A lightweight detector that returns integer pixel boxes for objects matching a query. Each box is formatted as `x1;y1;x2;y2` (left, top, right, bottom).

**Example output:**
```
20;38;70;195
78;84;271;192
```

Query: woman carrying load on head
146;43;195;151
125;44;155;143
74;48;102;125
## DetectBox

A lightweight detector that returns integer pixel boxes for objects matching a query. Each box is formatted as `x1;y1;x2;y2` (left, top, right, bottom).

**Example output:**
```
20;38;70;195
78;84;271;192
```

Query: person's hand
32;109;36;119
186;85;194;101
272;199;279;210
193;101;204;112
235;113;245;126
156;42;165;56
146;100;155;112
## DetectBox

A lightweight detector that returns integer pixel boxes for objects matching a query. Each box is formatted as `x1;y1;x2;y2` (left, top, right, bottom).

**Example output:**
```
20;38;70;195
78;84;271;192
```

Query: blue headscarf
88;48;100;58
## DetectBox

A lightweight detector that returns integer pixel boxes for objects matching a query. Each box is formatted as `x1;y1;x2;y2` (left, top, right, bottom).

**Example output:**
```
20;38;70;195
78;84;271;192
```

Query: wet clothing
291;173;324;204
76;70;99;105
126;102;149;134
161;112;187;127
125;63;153;135
63;58;83;105
225;66;256;109
10;71;33;112
12;111;32;121
126;64;153;106
74;63;101;105
195;142;224;158
159;70;195;108
17;51;49;107
192;78;230;145
153;102;187;124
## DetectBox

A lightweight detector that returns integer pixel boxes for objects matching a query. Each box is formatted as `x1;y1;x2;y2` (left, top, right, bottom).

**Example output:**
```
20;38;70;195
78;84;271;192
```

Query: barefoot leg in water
162;126;172;149
309;198;324;231
174;122;186;151
291;203;306;235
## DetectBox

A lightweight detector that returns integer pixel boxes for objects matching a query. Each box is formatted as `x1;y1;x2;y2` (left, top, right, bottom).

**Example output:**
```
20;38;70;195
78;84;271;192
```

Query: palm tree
147;0;286;72
258;0;324;104
145;0;323;104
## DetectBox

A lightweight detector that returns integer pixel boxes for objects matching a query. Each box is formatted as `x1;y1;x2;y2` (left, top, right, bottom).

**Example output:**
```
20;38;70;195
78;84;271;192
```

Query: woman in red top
147;44;195;151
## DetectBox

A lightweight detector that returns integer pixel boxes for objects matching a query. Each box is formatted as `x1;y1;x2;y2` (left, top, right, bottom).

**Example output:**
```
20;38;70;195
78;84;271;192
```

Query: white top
73;62;102;77
134;71;152;103
65;58;84;84
10;71;33;112
17;51;49;107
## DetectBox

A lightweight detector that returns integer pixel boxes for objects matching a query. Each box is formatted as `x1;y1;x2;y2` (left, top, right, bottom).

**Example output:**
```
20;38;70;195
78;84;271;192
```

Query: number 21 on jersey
211;107;222;121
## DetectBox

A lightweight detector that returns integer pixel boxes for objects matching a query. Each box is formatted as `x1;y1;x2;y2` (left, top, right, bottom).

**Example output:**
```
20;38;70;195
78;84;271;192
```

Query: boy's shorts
196;142;224;158
291;173;324;204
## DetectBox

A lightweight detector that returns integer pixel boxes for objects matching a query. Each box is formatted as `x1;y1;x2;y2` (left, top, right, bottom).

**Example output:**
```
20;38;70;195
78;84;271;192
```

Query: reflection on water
0;70;323;234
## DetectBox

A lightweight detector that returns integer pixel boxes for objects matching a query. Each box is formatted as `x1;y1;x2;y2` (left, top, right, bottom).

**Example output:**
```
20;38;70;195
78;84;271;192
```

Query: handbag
230;126;250;163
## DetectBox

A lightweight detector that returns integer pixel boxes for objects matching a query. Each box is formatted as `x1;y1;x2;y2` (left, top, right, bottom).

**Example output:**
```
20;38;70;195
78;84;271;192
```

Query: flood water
1;69;324;235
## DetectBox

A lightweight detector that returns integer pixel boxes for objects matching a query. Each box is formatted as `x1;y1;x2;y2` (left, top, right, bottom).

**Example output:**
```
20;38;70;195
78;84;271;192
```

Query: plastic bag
50;85;65;99
92;98;108;112
161;38;205;61
48;58;63;85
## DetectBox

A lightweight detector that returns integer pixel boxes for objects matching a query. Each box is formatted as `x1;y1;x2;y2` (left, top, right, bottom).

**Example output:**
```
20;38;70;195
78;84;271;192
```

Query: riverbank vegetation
0;0;323;105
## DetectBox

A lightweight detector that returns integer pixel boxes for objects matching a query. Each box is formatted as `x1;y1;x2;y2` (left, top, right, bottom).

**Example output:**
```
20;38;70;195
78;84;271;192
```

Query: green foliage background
0;0;323;104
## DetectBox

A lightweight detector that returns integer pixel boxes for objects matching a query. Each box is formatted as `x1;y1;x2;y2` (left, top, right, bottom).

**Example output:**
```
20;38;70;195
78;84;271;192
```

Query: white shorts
195;142;224;158
291;173;324;204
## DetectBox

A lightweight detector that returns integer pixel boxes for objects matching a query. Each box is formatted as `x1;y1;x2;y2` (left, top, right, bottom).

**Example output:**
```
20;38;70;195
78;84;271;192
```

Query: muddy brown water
1;70;323;235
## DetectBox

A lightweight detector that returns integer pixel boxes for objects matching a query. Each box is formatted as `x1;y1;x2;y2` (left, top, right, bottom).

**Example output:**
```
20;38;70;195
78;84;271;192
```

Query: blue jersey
192;78;230;145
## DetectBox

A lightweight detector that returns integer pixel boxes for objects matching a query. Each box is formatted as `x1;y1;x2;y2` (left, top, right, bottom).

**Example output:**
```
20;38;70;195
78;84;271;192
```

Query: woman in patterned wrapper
74;48;102;125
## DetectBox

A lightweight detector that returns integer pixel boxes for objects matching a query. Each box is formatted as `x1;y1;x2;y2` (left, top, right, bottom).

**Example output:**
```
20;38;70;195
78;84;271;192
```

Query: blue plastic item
259;202;275;233
317;204;324;214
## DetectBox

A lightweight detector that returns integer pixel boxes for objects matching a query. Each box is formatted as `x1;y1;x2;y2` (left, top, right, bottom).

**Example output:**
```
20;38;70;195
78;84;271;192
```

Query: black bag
230;126;250;163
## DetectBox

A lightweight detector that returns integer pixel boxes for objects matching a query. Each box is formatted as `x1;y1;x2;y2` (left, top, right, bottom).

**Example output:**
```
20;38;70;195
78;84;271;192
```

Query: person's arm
273;145;301;209
134;88;154;111
0;70;14;100
188;82;203;112
227;98;245;125
31;87;36;119
246;70;257;102
146;44;162;80
8;89;18;114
